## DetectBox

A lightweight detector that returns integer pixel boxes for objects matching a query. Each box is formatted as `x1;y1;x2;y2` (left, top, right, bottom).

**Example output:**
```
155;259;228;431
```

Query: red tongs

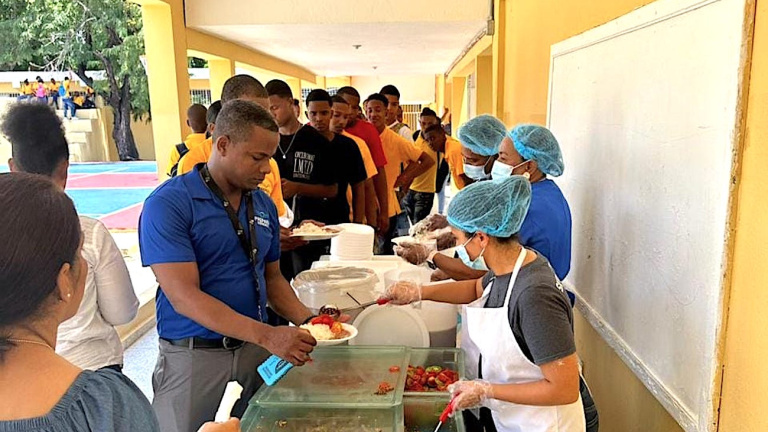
433;395;459;432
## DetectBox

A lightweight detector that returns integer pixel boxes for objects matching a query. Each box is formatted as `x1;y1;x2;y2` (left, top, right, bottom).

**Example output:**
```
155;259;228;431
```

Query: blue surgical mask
455;235;488;270
463;157;493;181
491;160;529;180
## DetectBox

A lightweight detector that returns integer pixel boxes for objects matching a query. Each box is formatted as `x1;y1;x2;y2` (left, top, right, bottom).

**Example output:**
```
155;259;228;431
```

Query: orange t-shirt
380;128;423;217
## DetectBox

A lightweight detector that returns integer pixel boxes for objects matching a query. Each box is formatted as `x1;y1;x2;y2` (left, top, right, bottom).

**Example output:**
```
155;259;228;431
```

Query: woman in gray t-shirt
383;175;594;432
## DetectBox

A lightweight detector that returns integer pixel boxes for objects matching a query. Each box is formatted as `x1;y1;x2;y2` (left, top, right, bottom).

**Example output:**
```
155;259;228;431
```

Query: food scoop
433;395;458;432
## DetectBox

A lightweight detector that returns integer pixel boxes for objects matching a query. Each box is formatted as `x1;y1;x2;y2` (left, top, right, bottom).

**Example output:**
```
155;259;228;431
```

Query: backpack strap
168;142;189;177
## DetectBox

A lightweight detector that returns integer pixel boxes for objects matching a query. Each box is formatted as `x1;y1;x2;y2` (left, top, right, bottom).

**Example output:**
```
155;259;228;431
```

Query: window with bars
401;103;423;132
301;87;339;100
190;89;212;106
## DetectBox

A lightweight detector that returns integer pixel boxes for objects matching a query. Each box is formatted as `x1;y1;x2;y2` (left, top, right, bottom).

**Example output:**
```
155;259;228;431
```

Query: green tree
0;0;148;160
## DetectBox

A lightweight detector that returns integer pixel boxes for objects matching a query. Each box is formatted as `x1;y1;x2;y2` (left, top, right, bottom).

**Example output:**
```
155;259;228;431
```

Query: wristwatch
426;250;439;270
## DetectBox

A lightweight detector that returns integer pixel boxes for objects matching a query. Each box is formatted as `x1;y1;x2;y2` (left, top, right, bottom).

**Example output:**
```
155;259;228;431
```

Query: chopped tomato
389;366;401;373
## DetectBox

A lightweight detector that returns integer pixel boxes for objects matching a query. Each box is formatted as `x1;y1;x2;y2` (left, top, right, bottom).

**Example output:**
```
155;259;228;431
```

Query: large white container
383;267;458;348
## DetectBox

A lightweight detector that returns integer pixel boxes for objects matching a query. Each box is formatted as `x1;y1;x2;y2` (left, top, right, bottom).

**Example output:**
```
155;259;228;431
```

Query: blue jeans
436;177;450;214
62;98;76;119
402;191;435;225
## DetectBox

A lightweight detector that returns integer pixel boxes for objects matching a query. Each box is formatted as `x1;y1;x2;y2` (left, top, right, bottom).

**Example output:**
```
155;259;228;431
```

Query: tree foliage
0;0;149;160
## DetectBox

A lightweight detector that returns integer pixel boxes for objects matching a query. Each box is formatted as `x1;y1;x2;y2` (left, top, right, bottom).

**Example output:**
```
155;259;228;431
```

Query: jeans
378;214;407;255
437;177;450;214
402;191;435;225
62;97;76;119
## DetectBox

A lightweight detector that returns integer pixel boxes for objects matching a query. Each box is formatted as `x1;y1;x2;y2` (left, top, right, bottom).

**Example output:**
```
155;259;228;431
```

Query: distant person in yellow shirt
330;95;378;227
166;103;208;177
402;108;443;224
365;93;434;254
48;78;59;107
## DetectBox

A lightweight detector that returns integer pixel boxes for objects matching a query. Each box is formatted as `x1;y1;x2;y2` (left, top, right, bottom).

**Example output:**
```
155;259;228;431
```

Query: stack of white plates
330;223;375;261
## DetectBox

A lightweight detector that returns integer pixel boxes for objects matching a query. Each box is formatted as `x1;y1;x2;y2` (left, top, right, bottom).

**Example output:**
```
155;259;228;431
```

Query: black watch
301;315;317;325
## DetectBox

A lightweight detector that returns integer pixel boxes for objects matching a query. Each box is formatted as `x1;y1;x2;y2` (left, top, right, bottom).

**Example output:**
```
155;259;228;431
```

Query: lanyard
199;165;263;321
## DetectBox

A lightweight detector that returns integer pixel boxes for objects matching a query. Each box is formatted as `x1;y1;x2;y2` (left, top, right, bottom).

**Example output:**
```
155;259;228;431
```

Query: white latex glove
448;380;494;411
382;280;422;305
394;242;430;265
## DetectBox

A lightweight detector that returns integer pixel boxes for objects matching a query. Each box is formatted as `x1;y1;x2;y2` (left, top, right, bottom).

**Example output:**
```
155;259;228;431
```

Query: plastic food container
404;348;465;399
403;397;466;432
242;346;411;432
292;266;379;321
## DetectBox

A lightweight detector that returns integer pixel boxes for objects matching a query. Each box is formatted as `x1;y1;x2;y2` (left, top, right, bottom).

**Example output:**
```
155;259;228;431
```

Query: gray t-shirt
480;252;576;366
0;368;160;432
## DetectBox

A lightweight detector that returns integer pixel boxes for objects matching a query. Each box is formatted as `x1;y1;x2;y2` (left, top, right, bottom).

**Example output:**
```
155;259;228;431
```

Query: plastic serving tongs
433;395;459;432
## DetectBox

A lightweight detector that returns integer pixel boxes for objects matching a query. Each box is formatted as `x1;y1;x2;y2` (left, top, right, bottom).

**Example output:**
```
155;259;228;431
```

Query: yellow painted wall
717;1;768;431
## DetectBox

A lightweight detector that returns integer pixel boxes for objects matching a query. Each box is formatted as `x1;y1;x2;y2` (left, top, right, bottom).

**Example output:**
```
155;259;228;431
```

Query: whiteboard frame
547;0;755;431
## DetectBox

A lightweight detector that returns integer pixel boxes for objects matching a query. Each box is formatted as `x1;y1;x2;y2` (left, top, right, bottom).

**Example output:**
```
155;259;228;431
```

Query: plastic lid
350;305;431;348
293;267;379;293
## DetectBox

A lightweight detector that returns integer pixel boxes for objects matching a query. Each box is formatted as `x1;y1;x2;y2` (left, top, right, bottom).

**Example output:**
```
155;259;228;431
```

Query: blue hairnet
457;115;506;157
510;124;564;177
447;175;532;237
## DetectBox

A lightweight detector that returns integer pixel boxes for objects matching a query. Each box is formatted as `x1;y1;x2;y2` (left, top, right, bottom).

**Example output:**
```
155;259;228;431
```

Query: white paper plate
315;323;358;346
291;227;343;241
350;305;430;348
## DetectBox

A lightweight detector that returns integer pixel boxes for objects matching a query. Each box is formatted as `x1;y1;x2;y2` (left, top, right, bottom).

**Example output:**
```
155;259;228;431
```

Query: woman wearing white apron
384;175;587;432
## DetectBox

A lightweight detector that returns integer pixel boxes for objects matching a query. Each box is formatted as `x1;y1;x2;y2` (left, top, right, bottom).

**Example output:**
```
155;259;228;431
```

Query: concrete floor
123;326;159;401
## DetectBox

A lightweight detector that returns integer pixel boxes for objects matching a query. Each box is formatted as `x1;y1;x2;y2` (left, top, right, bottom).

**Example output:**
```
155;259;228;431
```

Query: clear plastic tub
403;397;466;432
240;405;402;432
404;348;465;398
292;266;379;321
252;346;410;407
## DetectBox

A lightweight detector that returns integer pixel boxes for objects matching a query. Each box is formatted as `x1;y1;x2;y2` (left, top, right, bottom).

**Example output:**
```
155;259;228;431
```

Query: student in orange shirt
365;93;434;254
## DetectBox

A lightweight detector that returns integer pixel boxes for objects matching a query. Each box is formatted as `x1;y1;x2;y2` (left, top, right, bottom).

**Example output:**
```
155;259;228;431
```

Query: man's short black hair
1;103;68;176
306;89;332;105
337;86;360;99
331;95;348;106
207;100;223;125
265;79;293;99
221;75;267;103
365;93;389;108
423;124;445;135
379;85;400;98
214;100;278;144
420;107;439;119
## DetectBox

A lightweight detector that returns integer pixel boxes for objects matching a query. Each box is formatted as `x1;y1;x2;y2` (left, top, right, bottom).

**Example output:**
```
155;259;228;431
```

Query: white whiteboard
547;0;750;430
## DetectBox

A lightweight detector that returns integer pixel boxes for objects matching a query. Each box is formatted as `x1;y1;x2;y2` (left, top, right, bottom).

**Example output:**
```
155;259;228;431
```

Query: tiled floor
123;327;159;401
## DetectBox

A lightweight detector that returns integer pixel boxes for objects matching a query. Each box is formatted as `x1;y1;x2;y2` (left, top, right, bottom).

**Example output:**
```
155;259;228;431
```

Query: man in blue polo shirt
139;100;317;432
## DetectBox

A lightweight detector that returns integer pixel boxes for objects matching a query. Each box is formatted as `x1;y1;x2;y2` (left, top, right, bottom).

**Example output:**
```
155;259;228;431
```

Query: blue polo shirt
138;165;281;340
519;179;572;280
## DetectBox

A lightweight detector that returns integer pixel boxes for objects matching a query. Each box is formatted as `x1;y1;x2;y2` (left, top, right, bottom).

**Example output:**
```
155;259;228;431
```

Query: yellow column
492;0;507;120
450;76;467;137
208;58;235;102
475;55;494;115
285;78;302;101
139;0;190;179
718;2;768;431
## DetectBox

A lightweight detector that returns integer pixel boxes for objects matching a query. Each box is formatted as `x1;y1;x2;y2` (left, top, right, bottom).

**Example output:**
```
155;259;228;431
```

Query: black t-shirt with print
274;125;338;223
325;133;368;224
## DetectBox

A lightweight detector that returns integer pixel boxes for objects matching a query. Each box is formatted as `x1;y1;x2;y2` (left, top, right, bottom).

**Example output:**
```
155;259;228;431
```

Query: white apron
464;249;586;432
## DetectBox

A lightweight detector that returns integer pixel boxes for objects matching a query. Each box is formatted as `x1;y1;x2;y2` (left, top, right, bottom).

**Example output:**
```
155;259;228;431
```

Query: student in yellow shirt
423;123;468;191
365;93;434;254
166;103;209;177
330;96;378;226
403;108;443;224
176;76;287;220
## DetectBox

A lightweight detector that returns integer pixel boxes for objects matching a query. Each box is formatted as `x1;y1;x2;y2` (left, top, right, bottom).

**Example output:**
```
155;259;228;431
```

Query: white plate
391;236;416;246
315;323;358;346
291;227;343;241
350;305;430;348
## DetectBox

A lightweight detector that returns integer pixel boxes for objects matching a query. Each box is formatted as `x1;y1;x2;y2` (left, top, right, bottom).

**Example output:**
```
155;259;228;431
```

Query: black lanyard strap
199;164;263;321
